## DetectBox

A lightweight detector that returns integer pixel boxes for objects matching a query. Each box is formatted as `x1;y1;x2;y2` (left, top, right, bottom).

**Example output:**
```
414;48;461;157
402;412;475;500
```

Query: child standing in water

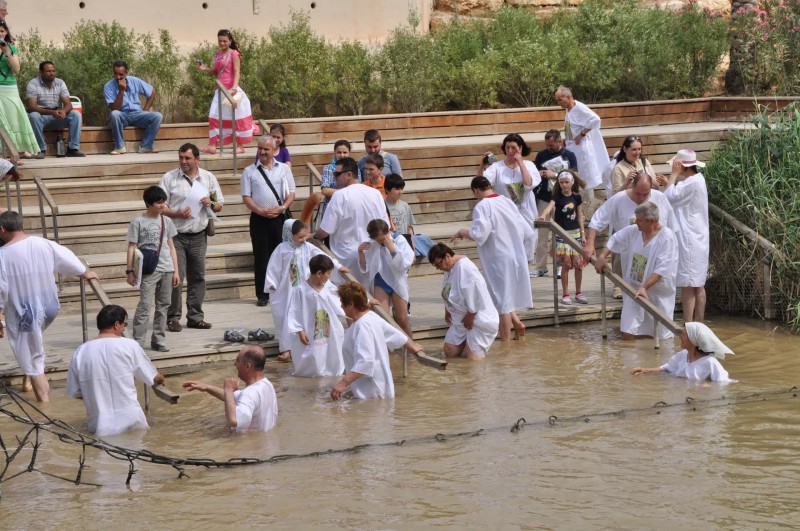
538;170;587;305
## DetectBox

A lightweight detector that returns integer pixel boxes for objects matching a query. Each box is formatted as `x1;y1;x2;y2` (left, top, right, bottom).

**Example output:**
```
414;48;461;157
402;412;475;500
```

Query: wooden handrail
307;162;323;184
708;203;777;261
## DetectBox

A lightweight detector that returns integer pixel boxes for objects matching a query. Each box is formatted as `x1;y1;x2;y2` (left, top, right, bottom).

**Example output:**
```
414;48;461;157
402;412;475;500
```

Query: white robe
660;350;735;383
589;189;679;235
564;100;609;190
441;257;499;357
664;173;709;287
0;237;86;375
484;160;542;234
319;183;389;284
285;281;346;377
607;225;678;339
233;377;278;432
67;337;159;436
358;233;415;302
265;242;344;352
470;194;535;314
343;311;407;400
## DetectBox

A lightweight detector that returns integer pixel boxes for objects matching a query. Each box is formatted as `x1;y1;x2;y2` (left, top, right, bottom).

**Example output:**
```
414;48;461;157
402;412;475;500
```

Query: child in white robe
285;255;346;377
631;322;735;383
265;219;348;361
330;282;423;401
357;218;415;338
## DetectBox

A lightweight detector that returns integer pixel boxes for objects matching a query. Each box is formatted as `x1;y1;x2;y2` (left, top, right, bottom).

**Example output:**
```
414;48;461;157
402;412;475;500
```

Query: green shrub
330;41;378;116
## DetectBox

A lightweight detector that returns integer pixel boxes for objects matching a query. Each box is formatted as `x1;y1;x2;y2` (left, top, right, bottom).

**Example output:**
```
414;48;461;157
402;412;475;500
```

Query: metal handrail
33;176;59;243
214;78;238;177
0;126;23;215
536;219;682;344
306;162;325;231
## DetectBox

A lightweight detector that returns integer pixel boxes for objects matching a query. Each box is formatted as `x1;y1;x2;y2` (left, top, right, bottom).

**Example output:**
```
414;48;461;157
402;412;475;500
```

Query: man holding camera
26;61;85;159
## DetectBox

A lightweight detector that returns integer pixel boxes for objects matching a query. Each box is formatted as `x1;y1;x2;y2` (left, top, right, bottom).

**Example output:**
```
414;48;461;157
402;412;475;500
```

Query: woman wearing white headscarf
630;322;735;383
265;219;348;360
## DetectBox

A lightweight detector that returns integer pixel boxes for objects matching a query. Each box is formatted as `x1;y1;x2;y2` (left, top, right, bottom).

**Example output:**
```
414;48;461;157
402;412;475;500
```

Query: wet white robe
483;160;542;234
358;233;415;302
319;183;389;284
265;242;344;352
664;173;709;287
441;257;499;357
564;100;609;190
343;311;407;399
67;337;159;436
660;350;735;383
233;377;278;432
589;190;679;235
470;194;535;314
285;281;346;377
607;225;678;339
0;237;86;375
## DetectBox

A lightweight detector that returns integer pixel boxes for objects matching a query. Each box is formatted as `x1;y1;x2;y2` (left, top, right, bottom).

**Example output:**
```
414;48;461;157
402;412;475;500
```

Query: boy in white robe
358;218;415;338
595;202;678;340
285;255;346;377
0;211;98;402
453;176;535;342
330;282;423;401
265;219;348;361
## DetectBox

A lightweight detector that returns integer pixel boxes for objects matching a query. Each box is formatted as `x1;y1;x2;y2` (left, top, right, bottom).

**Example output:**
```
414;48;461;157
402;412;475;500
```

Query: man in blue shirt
103;60;162;155
357;129;402;182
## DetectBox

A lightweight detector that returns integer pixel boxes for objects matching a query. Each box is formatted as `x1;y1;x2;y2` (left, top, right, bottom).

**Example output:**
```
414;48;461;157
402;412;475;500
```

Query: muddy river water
1;316;799;529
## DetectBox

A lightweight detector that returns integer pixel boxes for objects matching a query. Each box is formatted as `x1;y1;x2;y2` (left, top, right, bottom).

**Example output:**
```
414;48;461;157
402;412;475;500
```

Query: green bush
329;41;377;116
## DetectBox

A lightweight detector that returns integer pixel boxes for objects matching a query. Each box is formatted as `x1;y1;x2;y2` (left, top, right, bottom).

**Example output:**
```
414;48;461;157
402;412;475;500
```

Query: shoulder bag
140;215;165;276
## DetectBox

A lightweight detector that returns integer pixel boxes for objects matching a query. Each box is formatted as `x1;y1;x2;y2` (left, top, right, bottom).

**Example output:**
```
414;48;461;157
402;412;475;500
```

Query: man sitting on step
25;60;85;158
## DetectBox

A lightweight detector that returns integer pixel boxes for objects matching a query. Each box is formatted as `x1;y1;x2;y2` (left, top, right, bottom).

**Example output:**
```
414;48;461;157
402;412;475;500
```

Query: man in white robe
556;85;609;208
453;177;535;342
315;156;389;284
67;305;165;436
595;202;678;340
0;211;98;402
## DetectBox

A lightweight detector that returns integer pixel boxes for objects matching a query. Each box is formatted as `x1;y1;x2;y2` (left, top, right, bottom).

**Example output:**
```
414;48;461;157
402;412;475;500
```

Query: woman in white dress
630;322;735;383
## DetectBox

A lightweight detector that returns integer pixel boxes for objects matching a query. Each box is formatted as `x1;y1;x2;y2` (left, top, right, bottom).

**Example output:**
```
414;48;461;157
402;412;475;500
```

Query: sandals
224;330;246;343
248;328;275;342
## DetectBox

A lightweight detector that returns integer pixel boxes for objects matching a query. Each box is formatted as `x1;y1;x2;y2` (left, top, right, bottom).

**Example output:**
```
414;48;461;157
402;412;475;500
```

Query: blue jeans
27;111;82;152
108;109;162;150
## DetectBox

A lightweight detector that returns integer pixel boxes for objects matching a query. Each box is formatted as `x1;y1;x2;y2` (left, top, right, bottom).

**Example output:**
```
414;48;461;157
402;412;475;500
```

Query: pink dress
208;49;257;146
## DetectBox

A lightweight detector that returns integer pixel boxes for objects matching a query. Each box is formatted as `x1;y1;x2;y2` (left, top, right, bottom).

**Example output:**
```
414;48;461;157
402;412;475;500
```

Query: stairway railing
0;126;23;215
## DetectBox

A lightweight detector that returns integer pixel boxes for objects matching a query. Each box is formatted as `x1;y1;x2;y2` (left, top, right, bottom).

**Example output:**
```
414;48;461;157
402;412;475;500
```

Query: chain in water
0;383;797;492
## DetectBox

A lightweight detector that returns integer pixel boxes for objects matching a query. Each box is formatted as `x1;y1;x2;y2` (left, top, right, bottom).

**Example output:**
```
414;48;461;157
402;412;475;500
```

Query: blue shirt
103;75;154;112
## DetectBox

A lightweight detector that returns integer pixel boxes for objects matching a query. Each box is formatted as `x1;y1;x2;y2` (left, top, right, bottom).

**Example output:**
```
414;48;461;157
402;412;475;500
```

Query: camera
483;153;497;166
0;39;6;47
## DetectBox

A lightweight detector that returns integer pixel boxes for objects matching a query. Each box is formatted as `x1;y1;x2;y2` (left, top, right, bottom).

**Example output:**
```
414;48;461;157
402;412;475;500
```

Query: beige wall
11;0;433;48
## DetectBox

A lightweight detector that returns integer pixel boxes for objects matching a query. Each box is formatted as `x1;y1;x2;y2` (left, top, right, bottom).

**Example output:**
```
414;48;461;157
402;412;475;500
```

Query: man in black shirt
532;129;578;277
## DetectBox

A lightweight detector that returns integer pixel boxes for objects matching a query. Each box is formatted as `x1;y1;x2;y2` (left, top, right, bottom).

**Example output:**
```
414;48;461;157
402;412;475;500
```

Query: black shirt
533;148;579;203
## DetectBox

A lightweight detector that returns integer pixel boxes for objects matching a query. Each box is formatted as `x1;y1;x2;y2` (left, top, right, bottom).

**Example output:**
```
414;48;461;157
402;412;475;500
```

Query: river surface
1;316;799;530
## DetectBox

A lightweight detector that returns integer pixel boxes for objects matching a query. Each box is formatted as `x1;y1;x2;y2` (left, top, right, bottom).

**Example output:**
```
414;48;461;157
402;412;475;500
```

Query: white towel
686;322;734;360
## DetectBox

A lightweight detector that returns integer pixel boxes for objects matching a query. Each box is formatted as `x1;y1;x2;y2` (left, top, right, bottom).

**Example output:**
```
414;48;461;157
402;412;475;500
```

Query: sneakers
575;293;588;304
137;146;159;154
562;295;572;305
66;148;86;157
150;343;170;352
556;266;562;279
530;269;549;277
36;151;46;159
110;147;127;155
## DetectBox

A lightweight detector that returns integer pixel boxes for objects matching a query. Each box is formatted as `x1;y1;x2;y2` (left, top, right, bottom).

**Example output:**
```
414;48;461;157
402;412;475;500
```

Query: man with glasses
315;156;389;283
0;210;99;402
68;305;165;436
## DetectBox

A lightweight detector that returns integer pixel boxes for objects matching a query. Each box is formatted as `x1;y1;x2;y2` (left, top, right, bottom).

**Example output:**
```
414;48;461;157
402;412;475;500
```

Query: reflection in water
1;317;799;527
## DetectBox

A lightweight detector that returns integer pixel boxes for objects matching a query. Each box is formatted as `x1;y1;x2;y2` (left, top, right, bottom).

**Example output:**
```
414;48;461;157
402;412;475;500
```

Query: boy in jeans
126;186;180;352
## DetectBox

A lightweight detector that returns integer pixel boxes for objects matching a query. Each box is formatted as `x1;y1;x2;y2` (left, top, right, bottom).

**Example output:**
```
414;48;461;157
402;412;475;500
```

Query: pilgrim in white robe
660;350;735;383
470;194;535;314
607;224;678;339
564;100;609;190
319;183;389;284
343;311;407;399
233;378;278;432
358;233;415;302
483;160;542;234
589;190;679;235
664;173;709;288
441;257;499;357
285;281;346;377
0;236;86;375
67;337;159;436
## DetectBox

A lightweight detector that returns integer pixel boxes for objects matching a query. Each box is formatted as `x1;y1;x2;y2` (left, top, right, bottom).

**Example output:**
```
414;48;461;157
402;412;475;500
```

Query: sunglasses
333;170;351;177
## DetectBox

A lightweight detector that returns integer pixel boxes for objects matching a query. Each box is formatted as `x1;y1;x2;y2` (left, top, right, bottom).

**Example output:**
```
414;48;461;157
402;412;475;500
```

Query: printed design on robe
630;253;647;284
289;256;299;287
564;117;573;141
313;309;330;342
441;283;452;304
629;216;636;225
505;182;524;205
542;158;568;192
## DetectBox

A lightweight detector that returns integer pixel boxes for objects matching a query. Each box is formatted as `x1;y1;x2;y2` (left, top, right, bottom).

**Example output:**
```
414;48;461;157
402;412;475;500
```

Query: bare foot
513;322;526;340
200;147;217;155
276;351;291;362
21;375;32;392
235;147;245;154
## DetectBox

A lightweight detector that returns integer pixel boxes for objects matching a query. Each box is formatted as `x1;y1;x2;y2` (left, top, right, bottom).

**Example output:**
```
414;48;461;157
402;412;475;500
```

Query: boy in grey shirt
126;186;180;352
385;173;415;243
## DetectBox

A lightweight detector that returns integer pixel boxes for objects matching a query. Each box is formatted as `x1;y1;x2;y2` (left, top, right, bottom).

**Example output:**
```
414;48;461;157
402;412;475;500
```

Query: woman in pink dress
196;29;256;154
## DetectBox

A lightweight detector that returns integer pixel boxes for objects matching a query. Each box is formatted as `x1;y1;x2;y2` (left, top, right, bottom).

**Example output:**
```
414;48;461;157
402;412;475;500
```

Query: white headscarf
685;322;734;360
282;219;312;286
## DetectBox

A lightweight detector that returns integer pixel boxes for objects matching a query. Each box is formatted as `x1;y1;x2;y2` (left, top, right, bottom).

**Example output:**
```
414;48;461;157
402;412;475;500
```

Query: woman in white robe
658;149;709;324
330;282;423;401
595;202;678;340
428;243;499;360
284;256;346;377
265;219;347;360
453;177;535;342
631;322;735;383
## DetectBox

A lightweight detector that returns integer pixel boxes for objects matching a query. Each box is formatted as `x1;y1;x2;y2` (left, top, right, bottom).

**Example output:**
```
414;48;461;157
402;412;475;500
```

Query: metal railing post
551;234;559;327
80;277;88;343
37;186;48;240
600;273;607;339
232;100;238;178
217;87;224;156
